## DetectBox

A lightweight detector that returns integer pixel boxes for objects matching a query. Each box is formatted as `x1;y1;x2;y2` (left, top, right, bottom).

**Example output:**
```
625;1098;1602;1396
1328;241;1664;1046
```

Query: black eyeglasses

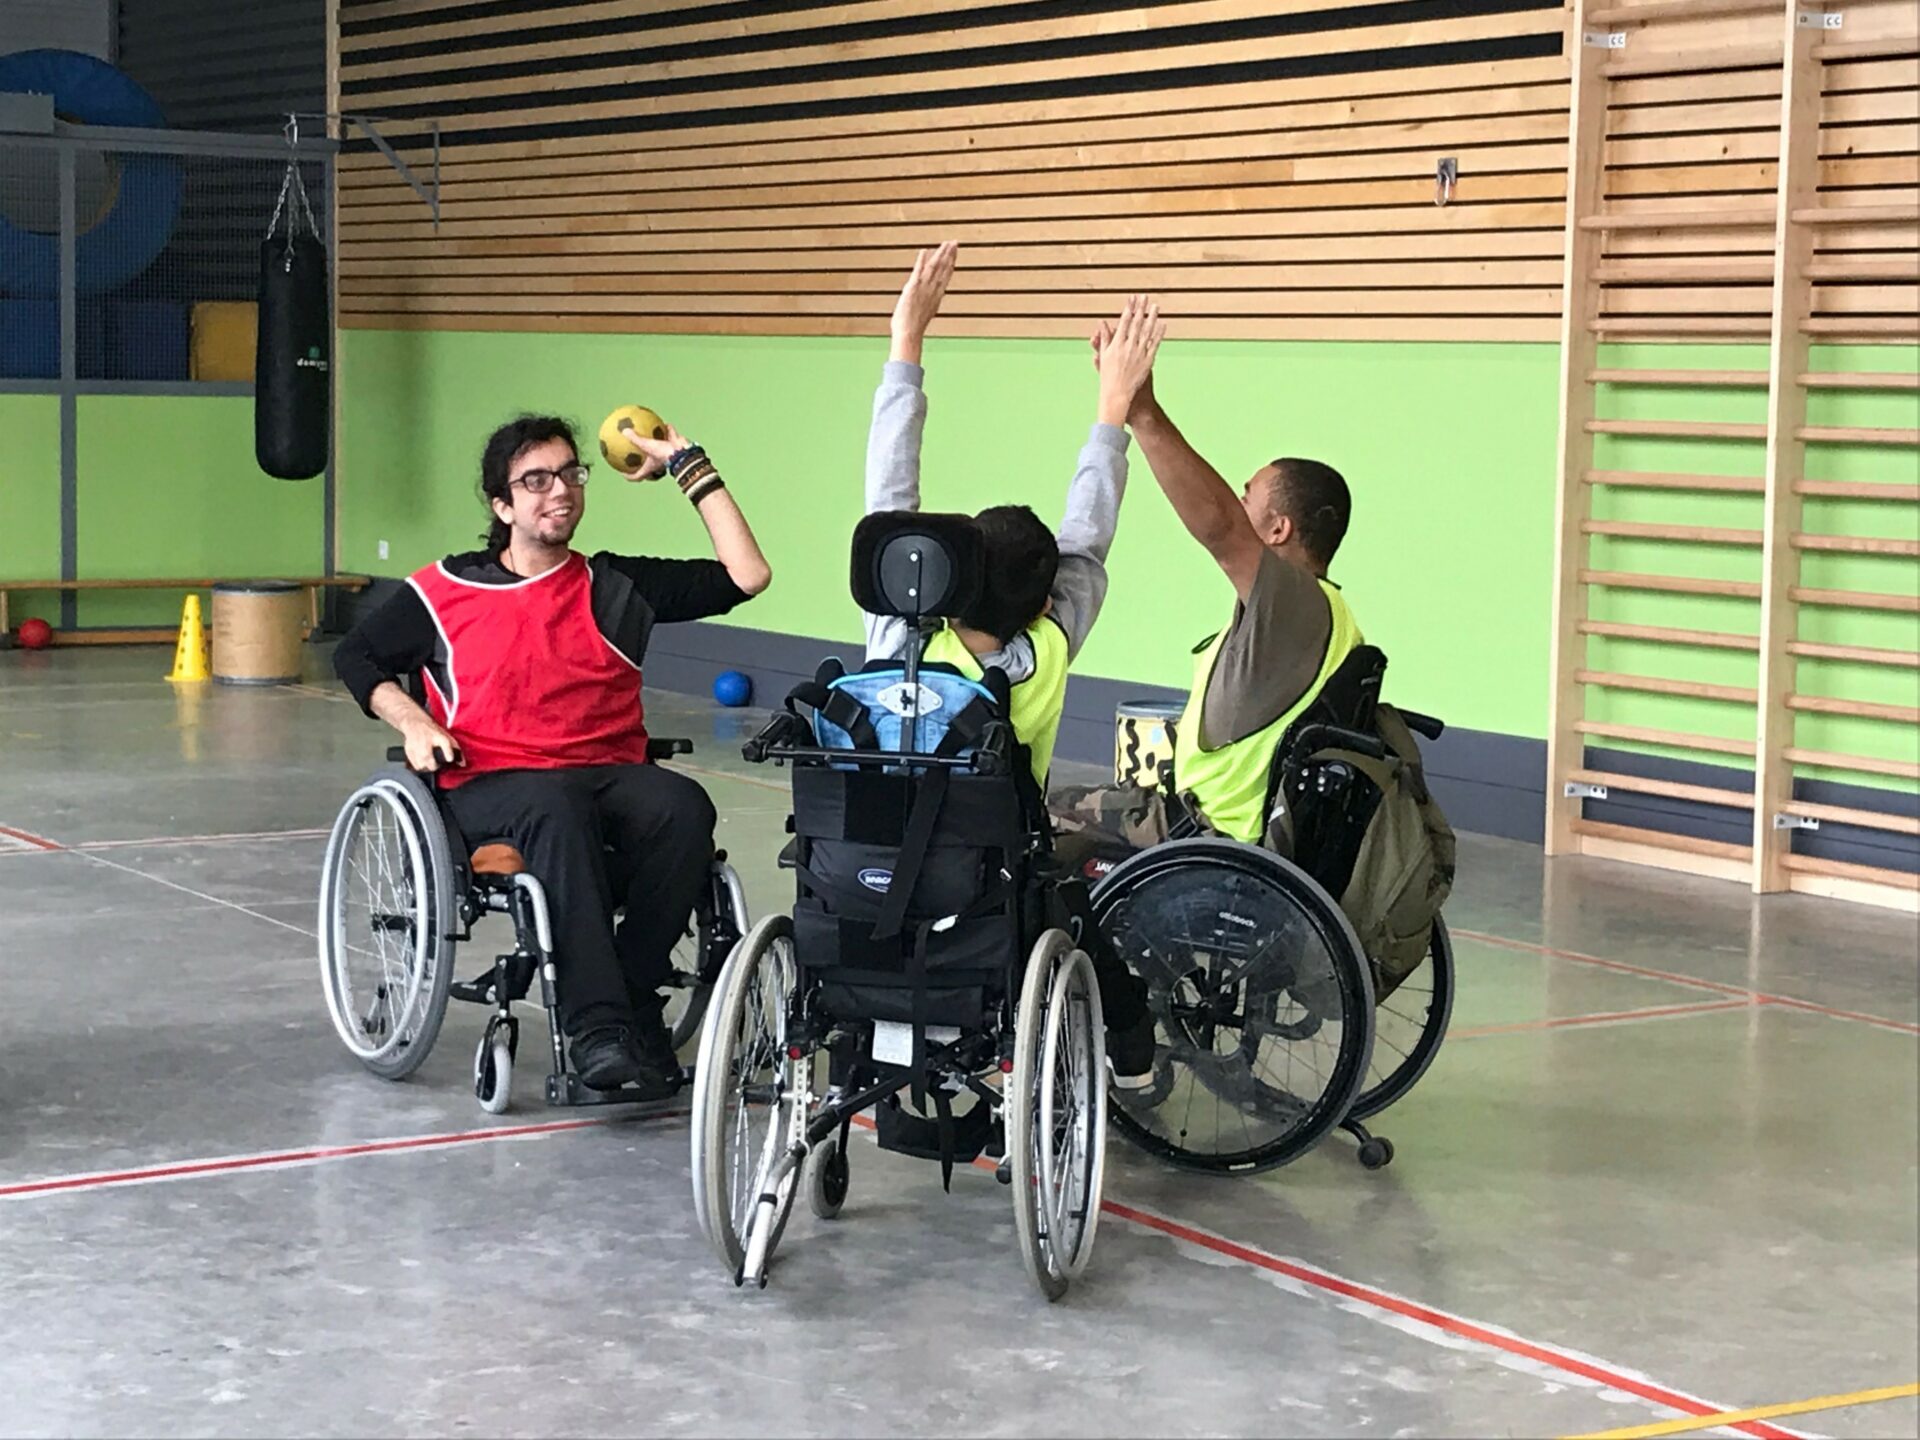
511;463;591;494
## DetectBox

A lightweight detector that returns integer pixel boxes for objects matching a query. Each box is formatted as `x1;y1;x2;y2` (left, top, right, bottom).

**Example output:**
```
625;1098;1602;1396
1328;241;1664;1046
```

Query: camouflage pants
1048;782;1205;880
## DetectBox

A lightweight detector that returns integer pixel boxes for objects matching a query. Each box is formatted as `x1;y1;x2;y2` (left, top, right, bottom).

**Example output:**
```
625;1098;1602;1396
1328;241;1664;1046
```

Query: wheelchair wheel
1091;839;1374;1175
662;860;748;1054
805;1130;849;1220
318;772;458;1081
1348;917;1455;1122
474;1024;513;1116
690;914;807;1286
1009;930;1107;1303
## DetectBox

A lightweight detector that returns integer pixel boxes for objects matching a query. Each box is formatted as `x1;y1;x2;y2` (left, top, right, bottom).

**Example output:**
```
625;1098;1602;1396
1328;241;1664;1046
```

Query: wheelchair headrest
850;511;983;621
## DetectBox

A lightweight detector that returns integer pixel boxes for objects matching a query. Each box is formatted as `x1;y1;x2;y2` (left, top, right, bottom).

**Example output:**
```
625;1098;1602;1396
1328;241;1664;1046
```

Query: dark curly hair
478;414;579;551
958;504;1059;645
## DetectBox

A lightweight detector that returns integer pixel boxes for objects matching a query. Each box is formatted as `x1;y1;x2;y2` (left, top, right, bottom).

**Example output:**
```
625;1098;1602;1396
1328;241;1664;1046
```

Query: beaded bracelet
675;458;717;493
665;443;706;479
664;444;723;503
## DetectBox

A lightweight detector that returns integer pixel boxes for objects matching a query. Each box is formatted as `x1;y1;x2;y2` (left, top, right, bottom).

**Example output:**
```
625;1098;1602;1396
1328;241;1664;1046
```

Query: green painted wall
335;330;1916;776
336;329;1561;738
0;395;63;626
2;396;326;629
72;396;325;627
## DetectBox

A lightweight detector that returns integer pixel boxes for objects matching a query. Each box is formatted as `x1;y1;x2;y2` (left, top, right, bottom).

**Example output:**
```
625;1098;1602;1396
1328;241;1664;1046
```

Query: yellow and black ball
599;405;668;475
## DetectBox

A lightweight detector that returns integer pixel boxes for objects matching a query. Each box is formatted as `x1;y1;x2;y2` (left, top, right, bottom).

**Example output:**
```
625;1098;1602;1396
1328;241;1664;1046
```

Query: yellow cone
166;593;211;683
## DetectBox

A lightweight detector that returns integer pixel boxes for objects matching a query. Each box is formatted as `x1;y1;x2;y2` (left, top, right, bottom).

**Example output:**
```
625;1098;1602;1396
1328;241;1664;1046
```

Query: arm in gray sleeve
1048;422;1129;660
863;360;928;660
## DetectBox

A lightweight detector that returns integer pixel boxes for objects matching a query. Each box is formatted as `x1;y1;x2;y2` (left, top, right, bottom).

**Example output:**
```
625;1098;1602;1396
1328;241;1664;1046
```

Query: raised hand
889;240;959;364
1089;318;1114;375
1095;294;1165;429
625;420;691;481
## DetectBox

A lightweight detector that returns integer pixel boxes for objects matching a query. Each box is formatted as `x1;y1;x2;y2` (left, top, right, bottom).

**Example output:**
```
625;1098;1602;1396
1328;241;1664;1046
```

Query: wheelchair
317;734;749;1113
1086;645;1455;1175
689;513;1107;1301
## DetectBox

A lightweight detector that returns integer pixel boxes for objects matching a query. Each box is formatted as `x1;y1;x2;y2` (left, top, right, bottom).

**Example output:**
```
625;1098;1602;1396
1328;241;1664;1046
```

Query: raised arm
1098;304;1267;601
867;241;957;517
861;243;957;657
629;424;772;596
1048;296;1162;657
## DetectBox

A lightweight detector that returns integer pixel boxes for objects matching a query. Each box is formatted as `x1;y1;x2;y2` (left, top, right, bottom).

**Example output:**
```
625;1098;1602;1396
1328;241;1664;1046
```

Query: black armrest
1399;710;1445;741
648;737;694;761
1291;722;1387;762
743;710;811;764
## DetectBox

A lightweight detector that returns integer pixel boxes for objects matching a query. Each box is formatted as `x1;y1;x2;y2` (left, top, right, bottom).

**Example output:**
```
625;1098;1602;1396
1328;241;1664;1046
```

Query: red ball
17;617;52;650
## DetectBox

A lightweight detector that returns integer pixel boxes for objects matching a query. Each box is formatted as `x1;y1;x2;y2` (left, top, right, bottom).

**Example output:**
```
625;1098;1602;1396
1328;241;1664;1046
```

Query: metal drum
1113;698;1184;791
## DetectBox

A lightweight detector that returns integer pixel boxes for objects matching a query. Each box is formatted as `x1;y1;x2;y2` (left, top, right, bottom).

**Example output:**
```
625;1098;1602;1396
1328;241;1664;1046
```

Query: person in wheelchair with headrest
1050;299;1363;858
718;512;1111;1296
333;412;771;1097
863;243;1163;1083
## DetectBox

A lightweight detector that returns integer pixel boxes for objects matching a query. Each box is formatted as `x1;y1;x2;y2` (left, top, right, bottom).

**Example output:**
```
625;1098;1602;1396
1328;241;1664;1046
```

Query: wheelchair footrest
545;1069;693;1109
450;954;539;1008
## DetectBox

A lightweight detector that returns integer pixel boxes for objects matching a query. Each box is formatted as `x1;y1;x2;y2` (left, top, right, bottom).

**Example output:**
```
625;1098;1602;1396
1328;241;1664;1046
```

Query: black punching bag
255;230;330;480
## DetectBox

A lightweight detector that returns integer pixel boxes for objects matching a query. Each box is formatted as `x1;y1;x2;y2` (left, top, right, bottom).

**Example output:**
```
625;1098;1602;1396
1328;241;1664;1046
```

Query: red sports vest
407;553;650;788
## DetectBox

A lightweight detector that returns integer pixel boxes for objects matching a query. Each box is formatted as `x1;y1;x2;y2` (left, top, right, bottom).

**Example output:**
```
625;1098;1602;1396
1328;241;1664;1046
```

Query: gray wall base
330;594;1916;872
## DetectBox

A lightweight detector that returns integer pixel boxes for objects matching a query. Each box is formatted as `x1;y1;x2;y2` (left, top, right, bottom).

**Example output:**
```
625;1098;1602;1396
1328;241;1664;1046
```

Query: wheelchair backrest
806;658;1007;761
1291;644;1386;742
1266;645;1390;890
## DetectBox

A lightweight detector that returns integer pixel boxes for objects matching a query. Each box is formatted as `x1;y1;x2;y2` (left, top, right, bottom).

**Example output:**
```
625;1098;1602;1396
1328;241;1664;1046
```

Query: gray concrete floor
1;646;1915;1440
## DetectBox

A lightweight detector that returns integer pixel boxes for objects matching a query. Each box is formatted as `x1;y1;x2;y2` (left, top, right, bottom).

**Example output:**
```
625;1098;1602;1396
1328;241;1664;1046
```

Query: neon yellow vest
923;619;1070;785
1174;581;1361;843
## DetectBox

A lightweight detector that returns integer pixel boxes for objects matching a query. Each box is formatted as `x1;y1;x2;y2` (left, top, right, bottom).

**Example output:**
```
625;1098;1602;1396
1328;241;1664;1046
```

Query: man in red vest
335;414;771;1098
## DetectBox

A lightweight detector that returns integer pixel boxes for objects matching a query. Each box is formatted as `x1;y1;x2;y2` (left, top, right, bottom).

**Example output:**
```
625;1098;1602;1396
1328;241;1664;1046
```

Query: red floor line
1753;993;1920;1035
852;1117;1799;1438
3;1111;1805;1438
0;1111;686;1201
0;822;63;852
1450;998;1752;1040
1452;928;1920;1036
1103;1201;1802;1440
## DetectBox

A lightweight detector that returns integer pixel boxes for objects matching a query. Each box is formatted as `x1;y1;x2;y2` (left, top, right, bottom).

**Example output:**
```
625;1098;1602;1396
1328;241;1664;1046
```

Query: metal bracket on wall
345;115;440;231
1582;30;1626;48
1565;781;1609;801
1773;813;1822;831
288;111;440;229
1795;11;1843;29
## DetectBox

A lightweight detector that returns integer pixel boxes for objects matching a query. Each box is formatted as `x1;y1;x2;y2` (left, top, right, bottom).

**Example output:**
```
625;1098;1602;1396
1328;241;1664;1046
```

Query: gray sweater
862;360;1128;681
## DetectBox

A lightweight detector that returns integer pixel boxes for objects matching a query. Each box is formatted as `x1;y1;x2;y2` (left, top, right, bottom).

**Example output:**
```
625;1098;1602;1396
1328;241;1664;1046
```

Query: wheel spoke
1097;855;1376;1166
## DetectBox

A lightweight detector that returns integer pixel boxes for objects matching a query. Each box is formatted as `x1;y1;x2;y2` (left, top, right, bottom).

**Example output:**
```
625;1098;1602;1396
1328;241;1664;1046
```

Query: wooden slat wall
1546;0;1919;912
334;0;1574;339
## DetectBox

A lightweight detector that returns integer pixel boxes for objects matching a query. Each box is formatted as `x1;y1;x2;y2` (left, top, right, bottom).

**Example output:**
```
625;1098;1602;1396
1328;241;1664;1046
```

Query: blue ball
713;669;752;707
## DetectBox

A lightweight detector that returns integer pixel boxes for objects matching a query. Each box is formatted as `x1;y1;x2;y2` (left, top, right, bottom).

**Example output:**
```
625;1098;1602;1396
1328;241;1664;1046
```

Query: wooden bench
1;575;373;644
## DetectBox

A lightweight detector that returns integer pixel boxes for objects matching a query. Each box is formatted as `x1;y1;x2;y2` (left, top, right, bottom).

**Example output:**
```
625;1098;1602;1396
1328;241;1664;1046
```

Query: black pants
445;764;717;1037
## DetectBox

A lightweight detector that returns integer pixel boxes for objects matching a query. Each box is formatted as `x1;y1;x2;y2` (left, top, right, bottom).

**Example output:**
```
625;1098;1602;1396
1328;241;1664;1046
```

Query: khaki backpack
1267;703;1456;1001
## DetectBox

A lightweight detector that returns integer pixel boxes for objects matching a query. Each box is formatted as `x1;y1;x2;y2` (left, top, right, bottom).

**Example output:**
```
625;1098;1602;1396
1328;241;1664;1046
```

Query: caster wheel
1357;1136;1394;1170
806;1134;850;1219
475;1029;513;1115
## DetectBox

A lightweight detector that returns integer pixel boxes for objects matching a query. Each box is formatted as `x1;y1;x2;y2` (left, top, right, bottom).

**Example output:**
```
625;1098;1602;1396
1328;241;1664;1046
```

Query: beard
529;508;581;547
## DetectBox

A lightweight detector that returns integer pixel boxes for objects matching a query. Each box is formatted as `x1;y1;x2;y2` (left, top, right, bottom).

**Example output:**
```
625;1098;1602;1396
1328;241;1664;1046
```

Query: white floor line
77;850;317;940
